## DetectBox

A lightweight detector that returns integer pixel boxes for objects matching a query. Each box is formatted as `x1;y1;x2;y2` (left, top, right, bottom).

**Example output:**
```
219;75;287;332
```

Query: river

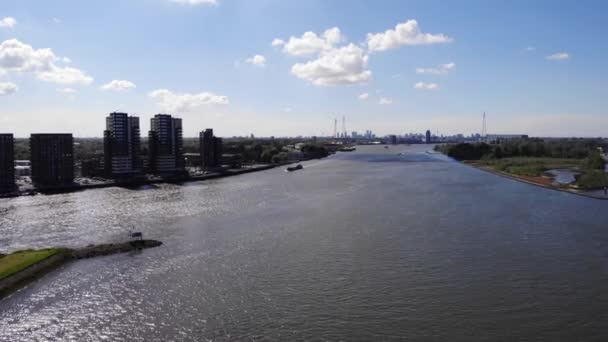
1;145;608;341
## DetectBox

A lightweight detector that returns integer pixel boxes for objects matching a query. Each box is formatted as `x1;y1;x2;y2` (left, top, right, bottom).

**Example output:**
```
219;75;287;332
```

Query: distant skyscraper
104;112;142;178
0;133;15;193
200;129;223;168
388;135;398;145
30;134;74;188
148;114;184;175
425;130;432;144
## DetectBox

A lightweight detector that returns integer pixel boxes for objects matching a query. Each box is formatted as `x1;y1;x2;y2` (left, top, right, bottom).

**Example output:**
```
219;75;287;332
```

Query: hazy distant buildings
388;135;398;145
104;112;142;178
30;134;74;188
200;128;223;168
148;114;184;175
425;130;432;144
0;134;15;193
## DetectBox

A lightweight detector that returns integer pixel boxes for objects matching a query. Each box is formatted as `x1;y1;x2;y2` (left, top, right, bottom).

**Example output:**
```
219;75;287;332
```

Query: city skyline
1;0;608;137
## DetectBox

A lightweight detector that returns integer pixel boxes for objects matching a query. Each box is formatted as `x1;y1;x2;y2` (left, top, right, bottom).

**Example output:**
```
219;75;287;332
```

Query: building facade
30;134;74;188
0;133;15;193
425;130;432;144
148;114;184;175
104;112;142;178
200;129;222;168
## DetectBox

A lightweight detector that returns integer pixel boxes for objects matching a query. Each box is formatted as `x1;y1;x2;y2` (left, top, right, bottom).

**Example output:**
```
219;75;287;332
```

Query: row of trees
436;138;608;163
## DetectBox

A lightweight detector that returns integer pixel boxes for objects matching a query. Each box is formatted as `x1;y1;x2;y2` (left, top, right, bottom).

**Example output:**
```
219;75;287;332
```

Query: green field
0;249;61;280
476;157;582;177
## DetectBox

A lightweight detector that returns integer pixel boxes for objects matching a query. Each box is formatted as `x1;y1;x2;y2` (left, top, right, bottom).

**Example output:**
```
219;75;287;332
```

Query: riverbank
0;240;162;299
463;161;608;200
0;163;280;198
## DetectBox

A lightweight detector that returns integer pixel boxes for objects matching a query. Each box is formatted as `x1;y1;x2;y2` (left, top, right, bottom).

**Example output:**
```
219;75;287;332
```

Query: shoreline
462;161;608;200
0;163;284;199
0;240;162;300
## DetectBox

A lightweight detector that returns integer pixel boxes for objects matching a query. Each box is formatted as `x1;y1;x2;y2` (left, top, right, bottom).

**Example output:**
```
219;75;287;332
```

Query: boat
286;164;303;172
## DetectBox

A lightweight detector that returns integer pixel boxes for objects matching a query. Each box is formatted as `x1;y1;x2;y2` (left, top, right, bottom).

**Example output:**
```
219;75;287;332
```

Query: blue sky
1;0;607;137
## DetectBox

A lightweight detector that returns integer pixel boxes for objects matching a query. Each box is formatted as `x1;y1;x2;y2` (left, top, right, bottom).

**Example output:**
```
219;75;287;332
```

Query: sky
1;0;607;138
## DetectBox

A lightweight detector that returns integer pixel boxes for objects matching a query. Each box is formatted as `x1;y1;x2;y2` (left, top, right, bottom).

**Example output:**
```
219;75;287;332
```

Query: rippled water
2;145;608;341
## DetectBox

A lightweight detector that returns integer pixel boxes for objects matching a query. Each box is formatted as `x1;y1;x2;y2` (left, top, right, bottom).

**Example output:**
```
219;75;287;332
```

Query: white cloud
61;57;71;63
291;43;371;86
378;97;393;105
53;18;62;24
366;20;452;52
100;79;136;91
279;27;343;56
56;87;76;93
546;52;570;60
416;62;455;75
169;0;218;5
271;38;285;47
149;89;229;112
359;92;369;100
0;17;17;28
0;82;18;96
524;46;536;52
414;82;439;90
245;54;266;67
0;39;93;85
37;66;93;85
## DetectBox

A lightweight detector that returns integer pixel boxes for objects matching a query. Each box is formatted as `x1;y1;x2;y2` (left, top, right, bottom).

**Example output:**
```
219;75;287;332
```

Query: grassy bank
437;141;608;190
0;249;62;280
474;157;581;177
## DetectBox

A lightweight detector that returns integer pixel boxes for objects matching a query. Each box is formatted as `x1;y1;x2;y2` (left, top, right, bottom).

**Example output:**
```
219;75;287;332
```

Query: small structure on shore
130;232;143;241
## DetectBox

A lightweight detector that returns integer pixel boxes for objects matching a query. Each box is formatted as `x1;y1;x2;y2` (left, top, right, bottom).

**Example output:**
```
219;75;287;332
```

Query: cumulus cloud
366;20;452;52
546;52;570;60
378;97;393;105
414;82;439;90
246;54;266;67
56;87;76;93
277;27;343;56
61;57;71;63
0;39;93;85
169;0;218;5
291;43;371;86
0;17;17;28
271;38;285;47
149;89;229;112
359;92;369;100
416;62;455;75
0;82;18;96
100;79;136;91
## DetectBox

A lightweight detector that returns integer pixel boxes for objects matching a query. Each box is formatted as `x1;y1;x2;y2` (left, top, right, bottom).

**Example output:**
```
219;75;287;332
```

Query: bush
581;152;606;170
577;170;608;189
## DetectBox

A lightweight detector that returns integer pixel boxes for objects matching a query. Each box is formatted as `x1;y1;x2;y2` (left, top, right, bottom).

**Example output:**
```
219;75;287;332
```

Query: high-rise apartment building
200;128;223;168
104;112;142;178
0;133;15;193
148;114;184;175
30;134;74;187
425;130;432;144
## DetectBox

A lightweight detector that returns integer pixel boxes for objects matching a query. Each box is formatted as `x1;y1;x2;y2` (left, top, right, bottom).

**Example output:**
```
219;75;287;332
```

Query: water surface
1;145;608;341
